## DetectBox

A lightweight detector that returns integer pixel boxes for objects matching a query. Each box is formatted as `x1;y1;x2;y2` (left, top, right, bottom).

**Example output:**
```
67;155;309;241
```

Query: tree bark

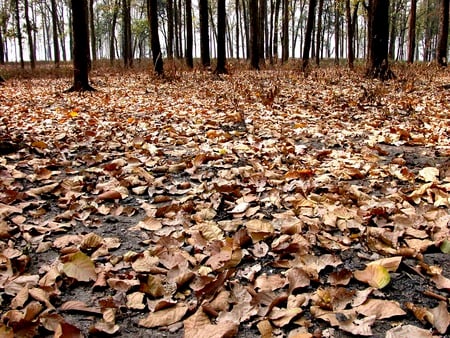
407;0;417;63
302;0;317;71
147;0;164;75
167;0;174;59
236;0;240;59
89;0;96;62
51;0;60;67
122;0;132;67
366;0;394;79
345;0;354;68
199;0;210;67
14;0;24;68
258;0;265;60
215;0;227;74
23;0;35;69
273;0;281;60
185;0;193;68
281;0;289;62
437;0;449;66
250;0;259;69
0;26;4;65
334;0;340;64
315;0;324;66
67;0;94;92
110;0;119;64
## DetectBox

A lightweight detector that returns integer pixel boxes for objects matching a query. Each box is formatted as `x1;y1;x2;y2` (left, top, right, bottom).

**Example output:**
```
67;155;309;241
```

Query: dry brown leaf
139;303;188;328
356;299;406;319
62;251;97;282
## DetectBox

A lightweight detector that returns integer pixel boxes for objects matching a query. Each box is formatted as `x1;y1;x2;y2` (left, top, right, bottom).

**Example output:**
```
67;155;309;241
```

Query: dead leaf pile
0;64;449;337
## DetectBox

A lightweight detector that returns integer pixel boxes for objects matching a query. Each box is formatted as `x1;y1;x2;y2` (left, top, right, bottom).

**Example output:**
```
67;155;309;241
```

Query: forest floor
0;61;449;338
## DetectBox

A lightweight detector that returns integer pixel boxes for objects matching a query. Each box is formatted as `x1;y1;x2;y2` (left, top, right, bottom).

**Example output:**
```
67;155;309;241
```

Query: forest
0;0;450;337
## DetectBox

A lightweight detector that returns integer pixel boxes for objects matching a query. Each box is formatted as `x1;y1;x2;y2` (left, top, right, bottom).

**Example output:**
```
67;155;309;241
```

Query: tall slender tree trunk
199;0;210;66
167;0;174;59
345;0;354;68
177;0;183;58
51;0;60;67
366;0;394;79
281;0;289;62
122;0;132;67
258;0;265;60
334;0;340;64
89;0;97;62
437;0;449;66
23;0;35;69
67;0;94;91
147;0;164;74
185;0;193;68
250;0;259;69
273;0;281;60
315;0;324;65
242;0;250;59
0;27;4;65
215;0;227;74
15;0;24;68
110;0;119;64
407;0;417;63
302;0;317;71
236;0;240;59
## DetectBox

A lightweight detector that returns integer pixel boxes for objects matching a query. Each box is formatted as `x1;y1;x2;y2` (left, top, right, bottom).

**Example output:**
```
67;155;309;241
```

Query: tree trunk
315;0;324;66
366;0;394;79
242;0;250;59
250;0;259;69
258;0;265;60
437;0;449;66
89;0;96;62
388;1;397;60
67;0;94;92
23;0;35;69
110;0;119;64
407;0;416;63
335;0;340;64
122;0;132;67
51;0;60;67
281;0;289;62
236;0;240;59
0;26;4;65
167;0;174;59
147;0;164;75
14;0;24;68
273;0;281;60
345;0;354;68
185;0;193;68
302;0;317;71
215;0;227;74
199;0;210;67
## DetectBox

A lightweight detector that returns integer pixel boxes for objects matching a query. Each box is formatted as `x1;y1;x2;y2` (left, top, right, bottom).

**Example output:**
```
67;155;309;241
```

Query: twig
423;289;448;302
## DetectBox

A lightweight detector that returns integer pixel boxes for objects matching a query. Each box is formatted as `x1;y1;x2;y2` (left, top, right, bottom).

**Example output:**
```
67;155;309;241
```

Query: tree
147;0;163;75
67;0;95;92
345;0;354;68
407;0;417;63
302;0;317;71
366;0;394;79
185;0;193;68
199;0;210;67
51;0;60;67
316;0;324;65
122;0;132;67
14;0;24;69
89;0;97;62
250;0;260;69
23;0;36;69
281;0;289;62
436;0;449;66
215;0;227;74
167;0;174;59
110;0;120;64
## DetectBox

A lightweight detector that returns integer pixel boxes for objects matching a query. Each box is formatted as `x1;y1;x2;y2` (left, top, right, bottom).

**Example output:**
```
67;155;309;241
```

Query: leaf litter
0;63;449;337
